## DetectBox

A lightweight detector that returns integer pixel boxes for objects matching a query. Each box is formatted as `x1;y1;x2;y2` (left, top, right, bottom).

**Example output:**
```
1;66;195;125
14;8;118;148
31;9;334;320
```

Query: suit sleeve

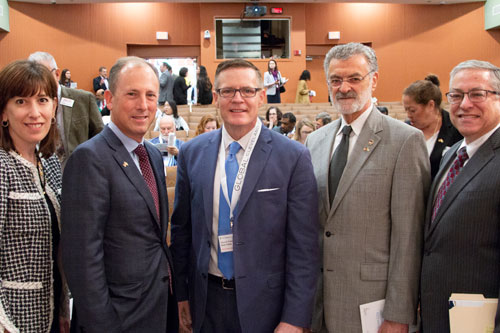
383;130;431;324
61;147;122;333
93;78;100;93
169;144;192;301
160;73;168;88
281;147;320;327
86;92;104;138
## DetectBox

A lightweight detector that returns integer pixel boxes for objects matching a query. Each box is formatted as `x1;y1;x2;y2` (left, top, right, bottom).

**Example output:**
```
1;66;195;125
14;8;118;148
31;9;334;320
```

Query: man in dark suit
93;66;109;92
28;52;104;167
170;59;319;332
420;60;500;332
61;56;176;332
159;62;175;103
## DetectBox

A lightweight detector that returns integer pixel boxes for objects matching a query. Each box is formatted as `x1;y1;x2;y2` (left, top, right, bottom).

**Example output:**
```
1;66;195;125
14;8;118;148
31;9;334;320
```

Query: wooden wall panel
1;2;500;102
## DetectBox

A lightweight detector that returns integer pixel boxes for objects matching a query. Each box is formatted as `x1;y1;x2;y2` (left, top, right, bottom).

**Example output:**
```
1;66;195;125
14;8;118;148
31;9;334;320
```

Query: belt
208;274;235;290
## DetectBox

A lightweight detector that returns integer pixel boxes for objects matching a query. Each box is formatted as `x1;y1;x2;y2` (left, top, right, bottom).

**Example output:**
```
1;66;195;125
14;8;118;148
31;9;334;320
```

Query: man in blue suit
170;59;319;332
61;56;177;332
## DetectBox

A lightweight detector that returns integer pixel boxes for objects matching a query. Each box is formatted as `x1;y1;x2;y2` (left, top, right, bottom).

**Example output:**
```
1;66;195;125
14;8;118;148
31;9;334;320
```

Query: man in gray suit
420;60;500;332
159;62;175;103
28;51;104;166
306;43;430;332
61;56;176;332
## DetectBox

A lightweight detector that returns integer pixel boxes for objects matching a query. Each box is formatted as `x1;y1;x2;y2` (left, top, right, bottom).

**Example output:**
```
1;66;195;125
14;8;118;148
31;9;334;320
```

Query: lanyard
218;119;262;224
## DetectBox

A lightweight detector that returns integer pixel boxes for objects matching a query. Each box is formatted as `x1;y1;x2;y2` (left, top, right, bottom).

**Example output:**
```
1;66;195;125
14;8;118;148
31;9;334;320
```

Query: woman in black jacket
197;65;213;105
173;67;190;105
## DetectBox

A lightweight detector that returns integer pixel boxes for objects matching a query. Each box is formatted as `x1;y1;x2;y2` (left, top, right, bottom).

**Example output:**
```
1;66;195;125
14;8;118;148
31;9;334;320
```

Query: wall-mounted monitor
215;18;290;59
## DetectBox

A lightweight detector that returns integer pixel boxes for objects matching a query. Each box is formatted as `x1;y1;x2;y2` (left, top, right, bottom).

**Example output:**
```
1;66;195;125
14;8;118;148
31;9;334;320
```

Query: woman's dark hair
403;74;442;108
179;67;188;77
265;106;282;122
166;100;179;119
198;65;212;91
60;68;71;84
0;60;59;158
299;70;311;81
267;59;278;73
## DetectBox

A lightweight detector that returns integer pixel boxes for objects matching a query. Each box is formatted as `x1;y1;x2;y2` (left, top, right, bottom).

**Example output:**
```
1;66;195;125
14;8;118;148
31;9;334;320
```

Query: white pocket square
257;188;280;193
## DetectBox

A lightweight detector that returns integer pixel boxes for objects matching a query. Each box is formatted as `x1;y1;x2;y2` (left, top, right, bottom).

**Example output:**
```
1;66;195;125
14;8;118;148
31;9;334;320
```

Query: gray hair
450;60;500;91
28;51;58;70
324;43;378;79
108;56;159;94
315;111;332;124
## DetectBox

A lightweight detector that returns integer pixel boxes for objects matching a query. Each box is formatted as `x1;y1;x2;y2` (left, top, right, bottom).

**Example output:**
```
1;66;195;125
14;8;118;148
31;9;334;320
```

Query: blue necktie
218;141;241;279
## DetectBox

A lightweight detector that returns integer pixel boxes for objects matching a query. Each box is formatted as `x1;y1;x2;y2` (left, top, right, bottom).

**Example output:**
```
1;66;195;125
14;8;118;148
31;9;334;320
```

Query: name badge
218;234;233;253
60;97;75;108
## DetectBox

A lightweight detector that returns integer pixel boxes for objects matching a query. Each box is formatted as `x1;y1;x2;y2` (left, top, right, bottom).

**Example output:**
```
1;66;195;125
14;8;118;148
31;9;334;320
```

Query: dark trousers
201;276;242;333
267;91;281;104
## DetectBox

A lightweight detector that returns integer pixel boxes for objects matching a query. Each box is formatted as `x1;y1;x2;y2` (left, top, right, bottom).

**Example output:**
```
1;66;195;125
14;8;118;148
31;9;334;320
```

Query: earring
1;120;8;127
51;117;56;124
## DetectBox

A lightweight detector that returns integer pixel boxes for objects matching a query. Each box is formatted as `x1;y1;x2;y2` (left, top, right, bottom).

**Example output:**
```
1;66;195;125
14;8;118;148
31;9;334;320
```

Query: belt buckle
221;278;234;290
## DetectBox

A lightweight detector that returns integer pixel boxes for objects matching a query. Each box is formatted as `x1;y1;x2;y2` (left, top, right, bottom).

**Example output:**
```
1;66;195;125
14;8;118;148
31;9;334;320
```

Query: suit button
325;231;332;237
162;276;169;283
202;273;207;279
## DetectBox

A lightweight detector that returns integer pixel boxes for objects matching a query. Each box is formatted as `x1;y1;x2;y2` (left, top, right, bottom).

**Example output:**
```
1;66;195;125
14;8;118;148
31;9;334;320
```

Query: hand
274;322;303;333
378;320;409;333
178;301;192;333
167;146;179;156
59;316;71;333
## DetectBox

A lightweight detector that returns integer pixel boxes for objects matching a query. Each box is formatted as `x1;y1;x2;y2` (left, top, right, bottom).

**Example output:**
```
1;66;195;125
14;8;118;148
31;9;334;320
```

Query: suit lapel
234;126;272;218
103;127;161;230
428;130;500;236
329;108;382;218
317;120;340;217
202;131;221;234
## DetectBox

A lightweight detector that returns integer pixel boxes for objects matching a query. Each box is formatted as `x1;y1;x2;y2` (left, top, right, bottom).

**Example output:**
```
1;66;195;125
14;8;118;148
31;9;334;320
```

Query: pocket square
257;188;280;193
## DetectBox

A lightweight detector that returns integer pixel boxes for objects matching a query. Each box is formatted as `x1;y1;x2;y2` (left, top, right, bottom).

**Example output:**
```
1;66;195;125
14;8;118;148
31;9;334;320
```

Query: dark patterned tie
329;125;352;206
134;143;173;294
431;147;469;222
134;144;160;220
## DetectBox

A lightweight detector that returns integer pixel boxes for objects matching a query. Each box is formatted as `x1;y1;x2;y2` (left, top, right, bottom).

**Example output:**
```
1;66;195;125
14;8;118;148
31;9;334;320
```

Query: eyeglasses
446;89;500;104
328;70;374;87
216;87;261;98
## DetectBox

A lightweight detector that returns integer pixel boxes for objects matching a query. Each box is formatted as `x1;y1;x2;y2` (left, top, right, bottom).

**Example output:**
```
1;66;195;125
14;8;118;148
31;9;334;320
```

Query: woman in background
294;118;315;144
197;65;213;105
265;106;282;129
59;69;72;88
154;100;189;133
403;74;462;179
195;114;220;136
173;67;190;105
295;70;311;104
263;59;285;104
0;60;69;332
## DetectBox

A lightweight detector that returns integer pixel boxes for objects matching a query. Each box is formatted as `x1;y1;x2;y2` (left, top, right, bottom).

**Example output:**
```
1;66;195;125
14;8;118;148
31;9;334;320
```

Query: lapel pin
438;138;444;143
363;147;370;152
123;161;129;167
368;139;374;145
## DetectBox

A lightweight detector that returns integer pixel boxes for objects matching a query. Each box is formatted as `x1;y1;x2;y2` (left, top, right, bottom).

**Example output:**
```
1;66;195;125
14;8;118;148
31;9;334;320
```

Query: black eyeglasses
216;87;261;98
446;89;500;104
328;70;374;87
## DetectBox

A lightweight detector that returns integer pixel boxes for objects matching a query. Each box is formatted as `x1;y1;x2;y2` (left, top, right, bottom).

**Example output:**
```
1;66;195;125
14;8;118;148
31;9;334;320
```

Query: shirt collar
222;118;261;151
338;103;373;137
108;121;144;153
459;122;500;159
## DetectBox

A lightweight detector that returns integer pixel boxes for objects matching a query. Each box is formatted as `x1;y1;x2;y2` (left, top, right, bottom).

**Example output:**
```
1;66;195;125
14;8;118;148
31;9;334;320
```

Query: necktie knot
229;141;241;156
342;125;352;136
134;144;148;160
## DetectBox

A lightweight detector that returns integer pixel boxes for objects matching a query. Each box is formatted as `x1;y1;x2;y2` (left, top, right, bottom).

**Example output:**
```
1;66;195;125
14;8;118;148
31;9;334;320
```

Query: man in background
315;111;332;129
273;111;296;138
93;66;109;92
159;62;175;104
28;51;103;166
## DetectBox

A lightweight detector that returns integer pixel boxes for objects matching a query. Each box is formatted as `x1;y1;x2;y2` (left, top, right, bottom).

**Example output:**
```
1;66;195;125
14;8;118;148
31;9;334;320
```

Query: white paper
360;299;385;333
